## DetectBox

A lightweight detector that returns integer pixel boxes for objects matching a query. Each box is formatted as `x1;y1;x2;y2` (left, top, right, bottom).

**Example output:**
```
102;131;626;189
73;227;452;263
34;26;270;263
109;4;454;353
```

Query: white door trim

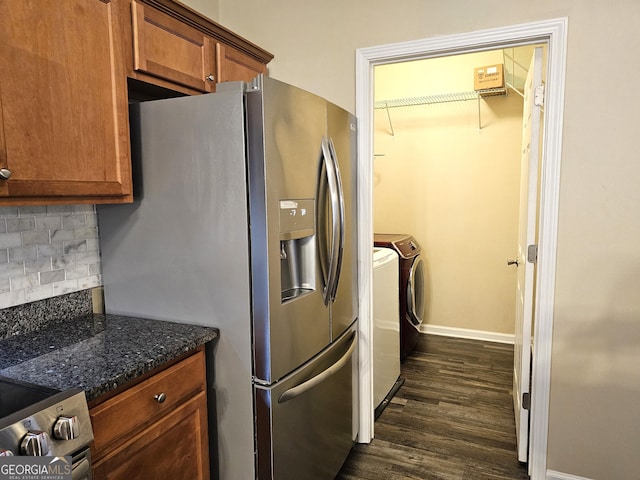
355;18;567;480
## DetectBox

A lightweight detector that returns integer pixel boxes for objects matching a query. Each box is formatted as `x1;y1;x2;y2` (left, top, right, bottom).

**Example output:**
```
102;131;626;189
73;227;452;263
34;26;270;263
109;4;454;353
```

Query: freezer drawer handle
278;332;357;404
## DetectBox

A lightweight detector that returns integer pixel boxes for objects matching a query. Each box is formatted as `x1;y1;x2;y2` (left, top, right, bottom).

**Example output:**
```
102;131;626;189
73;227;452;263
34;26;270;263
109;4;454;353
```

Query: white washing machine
372;247;403;417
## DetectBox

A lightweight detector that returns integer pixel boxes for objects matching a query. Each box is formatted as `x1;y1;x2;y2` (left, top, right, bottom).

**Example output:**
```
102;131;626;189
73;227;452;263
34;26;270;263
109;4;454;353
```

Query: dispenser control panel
279;199;315;240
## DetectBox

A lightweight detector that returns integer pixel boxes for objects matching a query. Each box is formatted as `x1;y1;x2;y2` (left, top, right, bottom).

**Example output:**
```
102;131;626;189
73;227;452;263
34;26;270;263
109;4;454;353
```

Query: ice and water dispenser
279;199;316;302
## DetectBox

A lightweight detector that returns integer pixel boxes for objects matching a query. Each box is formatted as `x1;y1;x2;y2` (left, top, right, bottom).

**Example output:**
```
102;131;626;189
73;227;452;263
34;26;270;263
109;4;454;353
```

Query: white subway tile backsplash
51;229;74;243
52;279;80;296
62;215;87;228
78;274;101;290
6;217;35;232
0;233;22;249
37;244;64;258
86;239;100;251
0;205;103;309
64;240;88;254
35;216;62;231
76;252;100;265
0;262;24;279
88;263;101;276
73;226;98;240
65;265;89;280
9;245;38;262
52;254;76;270
19;206;47;216
0;207;19;217
22;230;50;245
25;258;52;274
0;289;25;306
40;269;65;284
25;284;53;302
10;273;38;290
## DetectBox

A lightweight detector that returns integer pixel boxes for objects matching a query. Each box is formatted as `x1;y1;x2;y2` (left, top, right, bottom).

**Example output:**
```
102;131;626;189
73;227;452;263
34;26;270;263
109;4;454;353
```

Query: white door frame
355;18;567;480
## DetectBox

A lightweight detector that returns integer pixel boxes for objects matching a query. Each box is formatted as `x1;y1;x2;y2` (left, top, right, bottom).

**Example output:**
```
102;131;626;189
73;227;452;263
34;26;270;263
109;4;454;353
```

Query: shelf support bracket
384;102;395;136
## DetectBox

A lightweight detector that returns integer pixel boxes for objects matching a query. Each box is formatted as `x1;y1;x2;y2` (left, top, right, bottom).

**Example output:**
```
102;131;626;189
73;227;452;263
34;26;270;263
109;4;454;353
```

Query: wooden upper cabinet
217;42;268;84
131;1;216;93
0;0;132;205
125;0;273;95
0;0;272;205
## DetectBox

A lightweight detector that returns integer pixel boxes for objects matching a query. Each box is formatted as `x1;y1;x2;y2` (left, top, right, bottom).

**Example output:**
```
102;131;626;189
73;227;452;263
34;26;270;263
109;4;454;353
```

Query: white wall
208;1;640;478
182;0;219;21
373;52;523;335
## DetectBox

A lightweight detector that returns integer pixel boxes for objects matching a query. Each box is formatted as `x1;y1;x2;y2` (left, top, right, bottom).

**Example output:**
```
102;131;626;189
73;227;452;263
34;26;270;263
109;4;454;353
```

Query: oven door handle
72;455;90;480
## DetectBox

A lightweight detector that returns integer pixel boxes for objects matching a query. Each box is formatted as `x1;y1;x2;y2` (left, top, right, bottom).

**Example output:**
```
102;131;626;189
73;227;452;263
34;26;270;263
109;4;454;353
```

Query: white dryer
372;247;403;417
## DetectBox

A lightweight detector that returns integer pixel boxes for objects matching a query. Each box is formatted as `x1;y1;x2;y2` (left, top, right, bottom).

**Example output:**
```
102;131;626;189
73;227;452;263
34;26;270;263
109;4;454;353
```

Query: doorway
372;47;535;341
355;18;568;480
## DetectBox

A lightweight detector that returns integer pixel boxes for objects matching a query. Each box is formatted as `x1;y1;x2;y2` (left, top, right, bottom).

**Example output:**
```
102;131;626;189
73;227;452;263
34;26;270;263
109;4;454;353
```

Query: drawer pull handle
154;393;166;404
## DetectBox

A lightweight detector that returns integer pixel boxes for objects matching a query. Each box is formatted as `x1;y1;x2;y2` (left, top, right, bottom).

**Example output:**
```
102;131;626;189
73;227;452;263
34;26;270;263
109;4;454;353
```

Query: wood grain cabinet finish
126;0;273;94
216;42;268;84
0;0;272;206
131;0;216;93
90;350;210;479
0;0;132;205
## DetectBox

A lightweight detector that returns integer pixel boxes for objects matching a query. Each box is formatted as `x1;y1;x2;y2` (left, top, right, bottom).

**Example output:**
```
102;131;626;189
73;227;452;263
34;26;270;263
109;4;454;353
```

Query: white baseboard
420;324;515;344
547;470;594;480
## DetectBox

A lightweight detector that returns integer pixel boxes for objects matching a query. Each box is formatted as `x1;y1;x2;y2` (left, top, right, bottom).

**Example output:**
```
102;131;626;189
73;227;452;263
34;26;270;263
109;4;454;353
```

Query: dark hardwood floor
336;334;530;480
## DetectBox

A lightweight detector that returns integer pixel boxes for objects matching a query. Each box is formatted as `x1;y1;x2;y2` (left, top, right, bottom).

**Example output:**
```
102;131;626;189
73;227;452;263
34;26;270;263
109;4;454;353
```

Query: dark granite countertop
0;314;219;401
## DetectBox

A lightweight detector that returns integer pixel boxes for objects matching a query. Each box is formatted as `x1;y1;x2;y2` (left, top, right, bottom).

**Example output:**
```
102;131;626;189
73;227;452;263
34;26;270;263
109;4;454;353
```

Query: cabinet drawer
90;350;206;456
131;0;216;92
92;391;209;480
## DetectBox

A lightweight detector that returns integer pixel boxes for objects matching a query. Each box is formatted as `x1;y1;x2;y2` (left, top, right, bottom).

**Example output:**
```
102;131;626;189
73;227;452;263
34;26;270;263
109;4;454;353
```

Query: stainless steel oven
0;377;94;479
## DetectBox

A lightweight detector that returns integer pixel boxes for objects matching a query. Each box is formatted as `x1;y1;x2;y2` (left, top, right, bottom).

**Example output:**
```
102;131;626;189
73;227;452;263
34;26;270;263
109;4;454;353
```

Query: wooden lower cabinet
90;350;210;479
92;392;209;479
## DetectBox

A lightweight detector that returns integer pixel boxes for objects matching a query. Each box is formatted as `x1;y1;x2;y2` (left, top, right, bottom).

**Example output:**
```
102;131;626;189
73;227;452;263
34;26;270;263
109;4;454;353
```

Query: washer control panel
391;236;421;259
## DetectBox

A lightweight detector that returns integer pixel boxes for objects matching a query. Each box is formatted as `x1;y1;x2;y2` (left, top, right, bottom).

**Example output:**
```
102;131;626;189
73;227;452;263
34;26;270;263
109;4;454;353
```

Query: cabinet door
92;391;210;480
131;1;216;93
0;0;131;203
216;43;267;84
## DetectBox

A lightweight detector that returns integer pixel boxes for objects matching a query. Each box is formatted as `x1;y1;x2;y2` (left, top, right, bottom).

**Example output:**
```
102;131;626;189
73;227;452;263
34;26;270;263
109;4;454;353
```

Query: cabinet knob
53;415;79;440
0;168;11;180
154;392;167;404
20;431;50;456
205;74;215;82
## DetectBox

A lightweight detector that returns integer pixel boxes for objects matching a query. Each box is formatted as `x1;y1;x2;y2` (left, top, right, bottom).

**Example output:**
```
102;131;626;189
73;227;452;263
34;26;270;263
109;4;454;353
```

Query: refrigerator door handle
277;331;357;404
327;137;345;302
318;137;341;306
317;142;329;304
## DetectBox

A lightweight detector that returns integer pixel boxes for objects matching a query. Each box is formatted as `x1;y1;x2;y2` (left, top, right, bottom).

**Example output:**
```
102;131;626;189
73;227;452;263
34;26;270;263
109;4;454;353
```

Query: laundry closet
372;47;539;341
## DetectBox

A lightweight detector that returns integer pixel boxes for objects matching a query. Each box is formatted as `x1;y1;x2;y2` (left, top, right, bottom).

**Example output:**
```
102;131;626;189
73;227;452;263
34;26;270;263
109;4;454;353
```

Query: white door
513;46;543;464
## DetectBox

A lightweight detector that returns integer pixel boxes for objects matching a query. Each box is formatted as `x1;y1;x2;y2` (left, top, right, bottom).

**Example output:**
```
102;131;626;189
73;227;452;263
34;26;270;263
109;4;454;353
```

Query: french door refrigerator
97;75;358;480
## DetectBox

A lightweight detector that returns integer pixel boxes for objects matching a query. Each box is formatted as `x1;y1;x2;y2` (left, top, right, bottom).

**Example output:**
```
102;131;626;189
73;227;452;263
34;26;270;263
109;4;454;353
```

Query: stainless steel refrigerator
97;75;358;480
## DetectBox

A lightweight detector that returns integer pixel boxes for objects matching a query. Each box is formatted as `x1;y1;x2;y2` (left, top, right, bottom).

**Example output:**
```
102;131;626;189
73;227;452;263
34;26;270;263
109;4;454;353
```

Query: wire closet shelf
374;87;507;134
